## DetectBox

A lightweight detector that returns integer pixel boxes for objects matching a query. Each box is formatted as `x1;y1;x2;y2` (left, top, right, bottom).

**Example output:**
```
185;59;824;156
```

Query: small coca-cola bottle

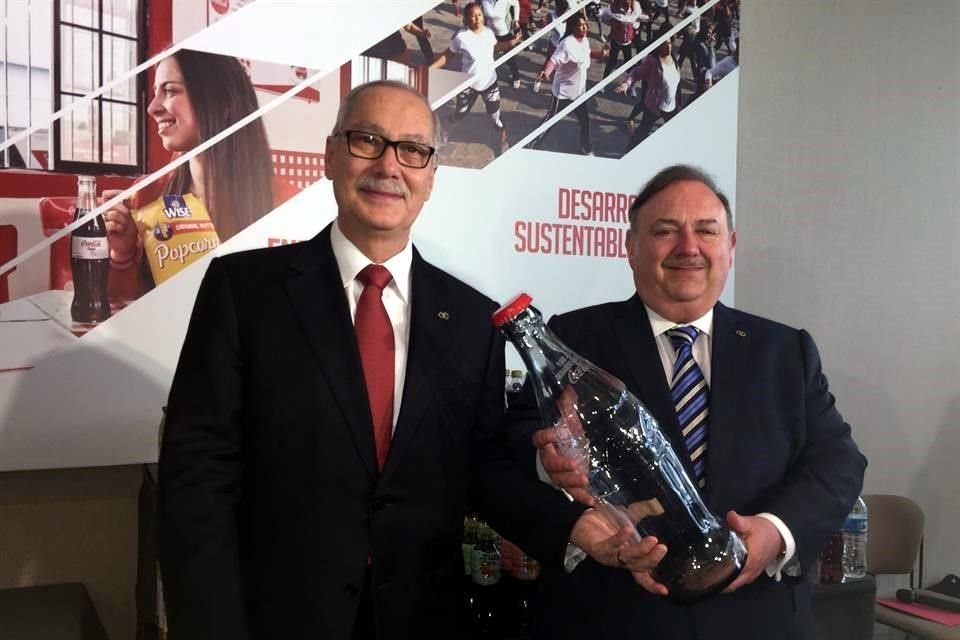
492;293;747;602
70;175;112;324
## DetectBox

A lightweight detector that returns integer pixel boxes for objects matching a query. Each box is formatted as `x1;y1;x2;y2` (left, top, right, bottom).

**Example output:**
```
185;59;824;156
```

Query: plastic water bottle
842;496;868;580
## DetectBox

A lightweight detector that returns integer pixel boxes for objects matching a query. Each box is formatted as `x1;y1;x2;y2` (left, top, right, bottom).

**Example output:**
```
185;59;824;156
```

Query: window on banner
53;0;144;175
0;0;53;170
350;56;426;95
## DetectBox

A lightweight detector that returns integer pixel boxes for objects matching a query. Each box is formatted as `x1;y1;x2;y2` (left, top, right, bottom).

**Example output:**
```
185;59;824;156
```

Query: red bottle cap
492;293;533;327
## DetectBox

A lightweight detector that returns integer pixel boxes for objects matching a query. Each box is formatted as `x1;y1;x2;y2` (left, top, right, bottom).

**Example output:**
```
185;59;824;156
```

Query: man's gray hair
628;164;734;231
332;80;443;161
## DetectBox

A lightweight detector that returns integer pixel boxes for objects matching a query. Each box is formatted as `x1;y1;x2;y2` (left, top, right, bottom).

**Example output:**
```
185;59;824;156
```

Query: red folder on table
877;597;960;626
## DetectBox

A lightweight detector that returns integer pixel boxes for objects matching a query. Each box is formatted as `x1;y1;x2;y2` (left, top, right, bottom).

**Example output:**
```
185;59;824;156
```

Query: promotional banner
0;0;740;470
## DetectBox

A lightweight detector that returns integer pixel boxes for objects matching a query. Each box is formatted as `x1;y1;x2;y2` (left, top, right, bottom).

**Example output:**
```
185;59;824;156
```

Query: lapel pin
437;311;450;320
735;329;747;337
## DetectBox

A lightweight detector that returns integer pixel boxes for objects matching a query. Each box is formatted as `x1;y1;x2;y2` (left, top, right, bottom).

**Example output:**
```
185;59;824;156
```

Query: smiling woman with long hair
155;49;277;240
104;50;299;297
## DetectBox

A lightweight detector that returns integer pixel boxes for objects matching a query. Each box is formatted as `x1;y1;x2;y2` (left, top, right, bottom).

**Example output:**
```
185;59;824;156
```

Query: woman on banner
538;0;571;76
480;0;523;88
530;13;608;155
692;20;717;97
675;0;703;77
102;50;299;299
600;0;646;85
431;2;520;155
615;28;682;152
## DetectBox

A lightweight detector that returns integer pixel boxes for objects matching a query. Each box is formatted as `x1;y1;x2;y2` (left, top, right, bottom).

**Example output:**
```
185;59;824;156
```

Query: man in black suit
158;80;644;640
513;164;867;639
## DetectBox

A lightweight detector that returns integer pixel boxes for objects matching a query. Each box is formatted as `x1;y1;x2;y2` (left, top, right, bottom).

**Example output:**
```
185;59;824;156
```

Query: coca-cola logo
72;235;108;260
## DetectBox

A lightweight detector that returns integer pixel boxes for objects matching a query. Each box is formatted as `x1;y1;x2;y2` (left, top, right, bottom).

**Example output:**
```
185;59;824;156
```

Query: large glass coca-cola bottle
493;293;746;602
70;175;111;324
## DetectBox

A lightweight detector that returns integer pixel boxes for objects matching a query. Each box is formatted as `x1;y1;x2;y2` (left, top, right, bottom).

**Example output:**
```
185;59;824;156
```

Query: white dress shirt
330;221;412;431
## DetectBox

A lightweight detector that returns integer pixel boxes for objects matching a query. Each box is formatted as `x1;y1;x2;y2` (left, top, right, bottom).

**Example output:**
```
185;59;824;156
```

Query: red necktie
355;265;395;470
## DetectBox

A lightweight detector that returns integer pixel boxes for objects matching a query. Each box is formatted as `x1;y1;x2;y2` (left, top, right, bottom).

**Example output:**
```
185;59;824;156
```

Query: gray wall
737;0;960;587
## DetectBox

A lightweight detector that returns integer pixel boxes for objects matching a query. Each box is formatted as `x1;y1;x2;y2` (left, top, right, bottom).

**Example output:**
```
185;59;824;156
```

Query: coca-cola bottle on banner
70;175;111;324
492;294;747;602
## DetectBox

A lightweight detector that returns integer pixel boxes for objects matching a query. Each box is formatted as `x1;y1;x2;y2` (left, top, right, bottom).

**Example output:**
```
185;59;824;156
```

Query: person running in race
530;13;608;155
432;2;521;155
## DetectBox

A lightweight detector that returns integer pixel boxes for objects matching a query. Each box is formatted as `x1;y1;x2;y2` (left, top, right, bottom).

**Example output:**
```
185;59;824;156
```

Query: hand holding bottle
532;384;594;505
721;512;783;593
533;426;592;504
569;508;667;574
101;189;139;266
617;538;670;595
499;538;522;575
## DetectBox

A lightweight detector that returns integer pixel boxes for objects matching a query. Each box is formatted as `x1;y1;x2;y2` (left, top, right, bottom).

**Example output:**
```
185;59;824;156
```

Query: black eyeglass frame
336;130;437;169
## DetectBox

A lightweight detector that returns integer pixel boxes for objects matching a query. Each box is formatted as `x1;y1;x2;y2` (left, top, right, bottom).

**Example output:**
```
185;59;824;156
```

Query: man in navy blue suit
512;164;867;640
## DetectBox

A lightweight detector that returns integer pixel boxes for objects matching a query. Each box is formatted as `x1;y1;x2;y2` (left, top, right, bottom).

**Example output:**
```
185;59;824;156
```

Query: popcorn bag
135;194;220;285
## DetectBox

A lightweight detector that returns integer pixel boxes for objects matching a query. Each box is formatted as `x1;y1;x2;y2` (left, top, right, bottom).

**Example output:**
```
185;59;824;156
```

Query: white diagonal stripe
689;443;706;461
681;411;708;436
673;358;696;384
677;379;707;410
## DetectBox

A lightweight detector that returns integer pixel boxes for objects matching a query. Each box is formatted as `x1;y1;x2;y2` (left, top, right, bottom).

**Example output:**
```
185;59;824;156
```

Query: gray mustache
357;177;407;197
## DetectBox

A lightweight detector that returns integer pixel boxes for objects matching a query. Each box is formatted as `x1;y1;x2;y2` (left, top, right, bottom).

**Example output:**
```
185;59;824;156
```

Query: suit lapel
285;225;378;481
611;296;695;477
705;302;749;509
381;251;452;476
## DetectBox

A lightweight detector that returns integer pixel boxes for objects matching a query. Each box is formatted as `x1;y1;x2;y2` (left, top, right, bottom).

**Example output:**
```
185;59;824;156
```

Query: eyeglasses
338;130;436;169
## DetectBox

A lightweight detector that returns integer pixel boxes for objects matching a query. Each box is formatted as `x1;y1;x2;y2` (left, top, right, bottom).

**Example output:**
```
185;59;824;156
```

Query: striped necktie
667;326;709;489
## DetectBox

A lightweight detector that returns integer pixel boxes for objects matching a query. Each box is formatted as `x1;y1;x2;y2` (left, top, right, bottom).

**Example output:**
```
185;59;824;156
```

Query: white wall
737;0;960;589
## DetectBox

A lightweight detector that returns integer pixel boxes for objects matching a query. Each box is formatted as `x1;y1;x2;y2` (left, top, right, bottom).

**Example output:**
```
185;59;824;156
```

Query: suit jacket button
344;584;359;598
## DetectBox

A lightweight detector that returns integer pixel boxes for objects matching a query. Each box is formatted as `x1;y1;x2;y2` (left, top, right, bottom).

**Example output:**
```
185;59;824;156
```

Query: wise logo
162;195;192;219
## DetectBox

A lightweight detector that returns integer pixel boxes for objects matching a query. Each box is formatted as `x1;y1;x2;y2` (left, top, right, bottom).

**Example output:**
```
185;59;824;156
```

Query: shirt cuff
563;542;587;572
535;449;552;484
757;512;798;581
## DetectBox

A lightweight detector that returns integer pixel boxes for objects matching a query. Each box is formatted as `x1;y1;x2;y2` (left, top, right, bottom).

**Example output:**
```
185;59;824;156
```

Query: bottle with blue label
842;496;868;581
